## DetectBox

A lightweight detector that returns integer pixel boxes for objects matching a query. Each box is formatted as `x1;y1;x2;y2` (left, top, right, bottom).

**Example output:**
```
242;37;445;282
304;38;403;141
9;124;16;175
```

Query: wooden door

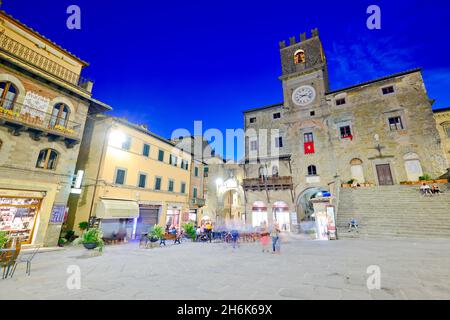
376;164;394;186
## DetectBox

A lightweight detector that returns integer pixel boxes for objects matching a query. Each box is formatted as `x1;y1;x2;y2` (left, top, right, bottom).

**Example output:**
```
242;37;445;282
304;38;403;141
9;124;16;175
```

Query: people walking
271;222;281;254
260;221;270;253
205;221;213;243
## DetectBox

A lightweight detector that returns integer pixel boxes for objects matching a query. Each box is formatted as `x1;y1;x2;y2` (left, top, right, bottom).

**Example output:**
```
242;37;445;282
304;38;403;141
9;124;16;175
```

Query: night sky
4;0;450;159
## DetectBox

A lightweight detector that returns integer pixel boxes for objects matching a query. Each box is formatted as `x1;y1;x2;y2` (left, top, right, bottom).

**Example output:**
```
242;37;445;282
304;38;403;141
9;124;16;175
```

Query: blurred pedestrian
271;222;281;254
260;221;270;253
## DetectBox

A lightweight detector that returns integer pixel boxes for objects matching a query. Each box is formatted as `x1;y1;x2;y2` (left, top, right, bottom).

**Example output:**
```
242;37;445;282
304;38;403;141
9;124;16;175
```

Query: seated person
431;184;442;194
348;218;359;233
420;183;432;196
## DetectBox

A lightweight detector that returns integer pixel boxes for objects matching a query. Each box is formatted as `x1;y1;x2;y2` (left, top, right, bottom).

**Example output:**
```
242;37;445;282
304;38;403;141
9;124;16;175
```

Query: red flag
304;142;315;154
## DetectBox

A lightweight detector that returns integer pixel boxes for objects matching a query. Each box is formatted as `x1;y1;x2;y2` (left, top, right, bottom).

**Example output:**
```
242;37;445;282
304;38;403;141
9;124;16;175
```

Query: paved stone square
2;237;450;300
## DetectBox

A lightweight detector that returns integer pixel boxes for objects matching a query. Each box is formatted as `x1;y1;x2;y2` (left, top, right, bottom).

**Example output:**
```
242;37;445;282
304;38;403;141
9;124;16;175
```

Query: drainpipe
88;120;113;224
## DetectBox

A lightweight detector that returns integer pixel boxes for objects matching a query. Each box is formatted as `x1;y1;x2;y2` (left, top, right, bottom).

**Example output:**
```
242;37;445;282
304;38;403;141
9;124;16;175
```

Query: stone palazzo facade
242;29;448;227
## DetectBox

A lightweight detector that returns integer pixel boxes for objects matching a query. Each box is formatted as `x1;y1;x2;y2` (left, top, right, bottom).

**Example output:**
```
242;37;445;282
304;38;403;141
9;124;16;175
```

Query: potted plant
148;225;164;243
78;221;90;232
58;237;68;247
0;231;9;249
74;228;104;252
183;222;197;242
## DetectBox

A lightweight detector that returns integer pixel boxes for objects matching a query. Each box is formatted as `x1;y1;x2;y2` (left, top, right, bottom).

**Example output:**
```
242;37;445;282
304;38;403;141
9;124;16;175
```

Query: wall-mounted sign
49;204;67;223
22;92;50;121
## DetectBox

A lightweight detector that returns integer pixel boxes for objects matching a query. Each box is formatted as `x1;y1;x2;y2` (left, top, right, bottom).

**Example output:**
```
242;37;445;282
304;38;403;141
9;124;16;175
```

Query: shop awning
96;199;139;219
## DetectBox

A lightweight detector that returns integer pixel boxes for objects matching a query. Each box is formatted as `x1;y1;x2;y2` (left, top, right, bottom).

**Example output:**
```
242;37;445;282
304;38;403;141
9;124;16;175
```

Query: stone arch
403;152;423;182
296;187;329;221
0;73;26;105
350;158;365;183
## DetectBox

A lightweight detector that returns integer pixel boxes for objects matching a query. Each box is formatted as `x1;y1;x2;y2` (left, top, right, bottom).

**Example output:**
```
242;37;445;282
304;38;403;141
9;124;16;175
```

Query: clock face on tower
292;85;316;106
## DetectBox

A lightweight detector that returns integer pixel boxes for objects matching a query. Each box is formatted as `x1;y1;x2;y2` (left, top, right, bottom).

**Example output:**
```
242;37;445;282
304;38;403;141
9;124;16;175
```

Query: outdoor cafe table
1;248;16;279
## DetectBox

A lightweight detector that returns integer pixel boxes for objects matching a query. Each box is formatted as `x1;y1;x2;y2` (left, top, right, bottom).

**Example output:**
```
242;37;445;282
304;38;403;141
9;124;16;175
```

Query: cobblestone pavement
2;236;450;300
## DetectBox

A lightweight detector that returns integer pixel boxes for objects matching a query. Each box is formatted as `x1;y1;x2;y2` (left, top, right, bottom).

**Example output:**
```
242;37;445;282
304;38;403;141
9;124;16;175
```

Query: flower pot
83;242;98;250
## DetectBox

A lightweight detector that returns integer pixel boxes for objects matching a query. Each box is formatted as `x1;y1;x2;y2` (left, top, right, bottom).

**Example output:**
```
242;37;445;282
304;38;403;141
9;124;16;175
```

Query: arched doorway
350;158;365;183
273;201;290;232
252;201;268;228
404;153;423;182
223;189;242;223
297;187;329;221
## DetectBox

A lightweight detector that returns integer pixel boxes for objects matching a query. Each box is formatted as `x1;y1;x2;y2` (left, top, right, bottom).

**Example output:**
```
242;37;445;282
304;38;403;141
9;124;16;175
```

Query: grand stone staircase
336;184;450;239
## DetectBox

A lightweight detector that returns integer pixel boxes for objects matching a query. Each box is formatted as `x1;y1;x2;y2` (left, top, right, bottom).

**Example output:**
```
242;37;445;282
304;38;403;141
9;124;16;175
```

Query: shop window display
0;197;41;244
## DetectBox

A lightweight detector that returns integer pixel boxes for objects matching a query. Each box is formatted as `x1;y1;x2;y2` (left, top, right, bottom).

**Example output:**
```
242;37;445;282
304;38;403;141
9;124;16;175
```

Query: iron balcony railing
0;30;91;89
190;198;206;207
243;176;294;191
0;98;82;138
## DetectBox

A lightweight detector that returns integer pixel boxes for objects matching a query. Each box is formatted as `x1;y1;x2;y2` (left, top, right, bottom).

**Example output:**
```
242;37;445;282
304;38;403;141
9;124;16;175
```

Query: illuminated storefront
0;196;42;244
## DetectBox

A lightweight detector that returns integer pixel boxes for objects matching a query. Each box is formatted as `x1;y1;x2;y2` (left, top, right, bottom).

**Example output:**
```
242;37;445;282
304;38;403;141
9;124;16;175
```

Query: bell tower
279;29;329;111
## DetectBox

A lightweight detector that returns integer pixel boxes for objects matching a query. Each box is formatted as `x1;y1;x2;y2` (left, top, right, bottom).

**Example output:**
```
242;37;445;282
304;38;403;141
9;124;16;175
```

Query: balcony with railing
243;176;294;192
0;98;82;147
0;30;91;90
190;198;206;207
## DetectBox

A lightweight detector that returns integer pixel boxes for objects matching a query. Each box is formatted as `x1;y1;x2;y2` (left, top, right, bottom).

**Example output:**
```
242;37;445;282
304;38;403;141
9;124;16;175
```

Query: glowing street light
109;130;127;148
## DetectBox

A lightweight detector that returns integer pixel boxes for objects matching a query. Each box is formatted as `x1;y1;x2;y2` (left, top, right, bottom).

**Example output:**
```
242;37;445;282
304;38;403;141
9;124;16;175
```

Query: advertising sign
326;206;337;240
22;92;50;121
315;211;329;241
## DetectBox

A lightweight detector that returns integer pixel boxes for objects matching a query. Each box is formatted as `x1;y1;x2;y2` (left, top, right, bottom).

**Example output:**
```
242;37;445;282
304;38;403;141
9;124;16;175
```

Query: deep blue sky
4;0;450;159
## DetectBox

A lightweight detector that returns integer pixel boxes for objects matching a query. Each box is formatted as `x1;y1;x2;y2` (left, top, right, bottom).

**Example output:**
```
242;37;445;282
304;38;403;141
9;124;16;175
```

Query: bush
419;174;432;181
183;222;197;240
78;221;90;232
64;230;76;242
0;231;9;249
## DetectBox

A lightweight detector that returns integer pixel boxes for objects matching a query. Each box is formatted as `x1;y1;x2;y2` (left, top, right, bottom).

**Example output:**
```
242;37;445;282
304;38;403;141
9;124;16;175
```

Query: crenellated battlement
279;28;319;49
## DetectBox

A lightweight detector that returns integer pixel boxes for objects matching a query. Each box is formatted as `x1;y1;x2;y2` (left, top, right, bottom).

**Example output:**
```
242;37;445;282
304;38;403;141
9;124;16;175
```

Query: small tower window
294;50;306;65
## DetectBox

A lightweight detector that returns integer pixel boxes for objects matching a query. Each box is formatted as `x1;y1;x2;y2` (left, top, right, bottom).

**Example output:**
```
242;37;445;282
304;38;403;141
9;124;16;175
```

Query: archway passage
252;201;268;228
273;201;290;232
297;187;329;221
224;190;242;223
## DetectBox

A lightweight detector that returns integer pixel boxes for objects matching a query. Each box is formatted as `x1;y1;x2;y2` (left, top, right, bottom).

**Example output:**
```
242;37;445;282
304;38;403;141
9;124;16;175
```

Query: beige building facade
67;116;194;239
0;11;109;247
434;108;450;168
243;29;448;228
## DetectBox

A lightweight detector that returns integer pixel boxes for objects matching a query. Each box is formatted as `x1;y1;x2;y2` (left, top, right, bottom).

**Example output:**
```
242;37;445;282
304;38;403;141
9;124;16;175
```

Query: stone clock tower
279;29;329;117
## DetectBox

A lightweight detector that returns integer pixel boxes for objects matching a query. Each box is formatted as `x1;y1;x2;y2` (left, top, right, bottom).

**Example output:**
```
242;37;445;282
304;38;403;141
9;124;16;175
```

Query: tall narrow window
446;127;450;138
36;149;59;170
193;187;198;199
168;180;174;192
138;173;147;188
389;116;404;131
114;169;126;185
181;182;186;194
0;81;18;110
272;166;279;178
158;150;165;162
142;144;150;157
194;167;199;177
308;165;317;176
50;103;70;128
155;177;162;191
250;140;258;151
275;137;283;148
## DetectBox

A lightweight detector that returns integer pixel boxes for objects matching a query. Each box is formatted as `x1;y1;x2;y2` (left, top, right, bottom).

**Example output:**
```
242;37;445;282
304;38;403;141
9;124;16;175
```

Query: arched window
294;49;306;65
272;165;279;178
0;139;3;151
50;103;70;128
259;166;268;181
307;165;317;176
0;81;18;110
36;149;59;170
